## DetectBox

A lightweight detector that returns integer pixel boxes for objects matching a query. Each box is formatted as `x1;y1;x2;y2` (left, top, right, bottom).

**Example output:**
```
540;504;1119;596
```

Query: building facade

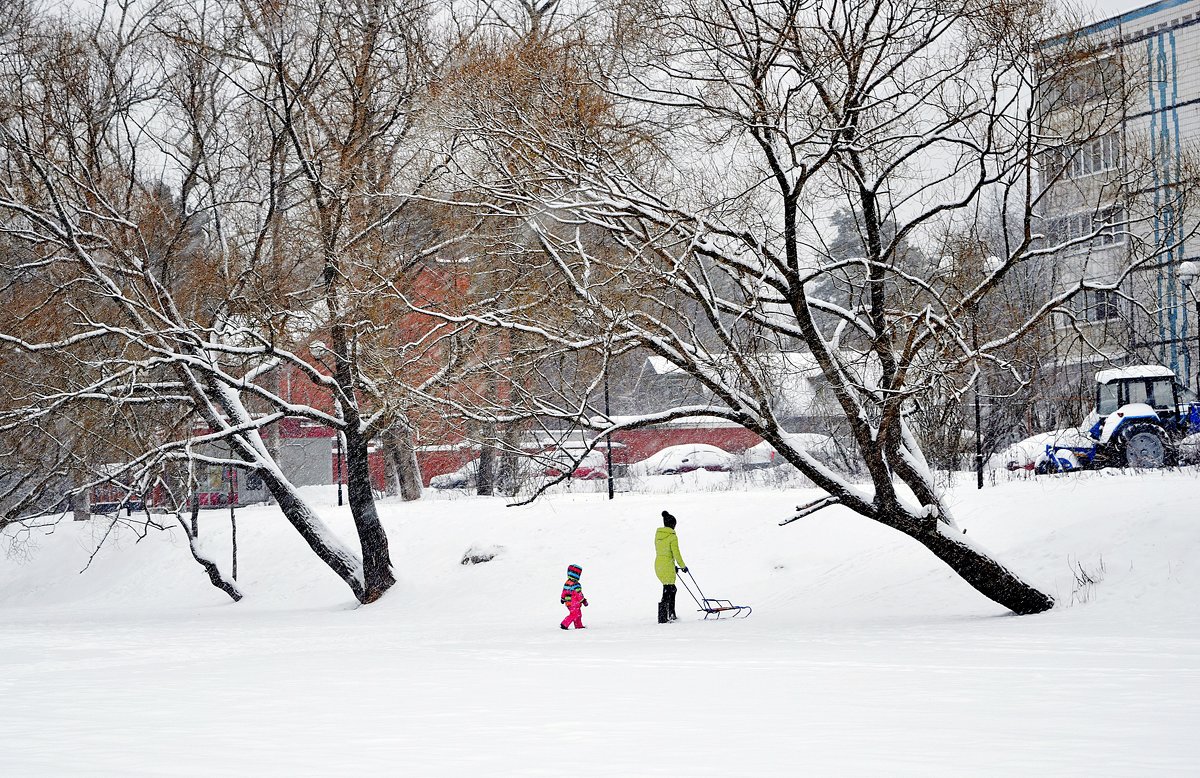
1042;0;1200;392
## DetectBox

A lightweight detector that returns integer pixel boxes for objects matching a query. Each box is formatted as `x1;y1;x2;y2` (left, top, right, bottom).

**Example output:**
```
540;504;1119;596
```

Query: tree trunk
496;423;522;497
264;369;282;505
476;430;495;496
477;371;500;496
383;433;402;497
343;427;395;603
395;427;423;502
381;426;423;501
914;524;1054;615
200;378;368;604
71;487;90;522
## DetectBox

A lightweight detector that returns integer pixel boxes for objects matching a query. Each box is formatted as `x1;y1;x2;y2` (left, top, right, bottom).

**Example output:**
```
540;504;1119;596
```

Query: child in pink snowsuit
560;564;588;630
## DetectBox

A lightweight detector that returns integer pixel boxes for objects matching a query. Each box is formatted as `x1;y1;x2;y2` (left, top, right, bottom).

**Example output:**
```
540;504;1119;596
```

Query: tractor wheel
1121;423;1167;468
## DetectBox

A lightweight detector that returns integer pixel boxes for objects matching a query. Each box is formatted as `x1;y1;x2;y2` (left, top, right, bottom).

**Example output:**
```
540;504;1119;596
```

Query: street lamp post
1180;261;1200;394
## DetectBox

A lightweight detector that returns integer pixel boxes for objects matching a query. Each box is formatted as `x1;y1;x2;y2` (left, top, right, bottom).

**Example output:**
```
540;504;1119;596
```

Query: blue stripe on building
1146;29;1188;381
1169;30;1190;387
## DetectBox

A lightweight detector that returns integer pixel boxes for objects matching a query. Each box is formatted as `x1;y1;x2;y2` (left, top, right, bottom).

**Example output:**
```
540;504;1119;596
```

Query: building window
1092;289;1121;320
1044;56;1122;109
1076;288;1122;321
1095;205;1125;246
1070;134;1121;179
1041;133;1121;186
1043;206;1125;251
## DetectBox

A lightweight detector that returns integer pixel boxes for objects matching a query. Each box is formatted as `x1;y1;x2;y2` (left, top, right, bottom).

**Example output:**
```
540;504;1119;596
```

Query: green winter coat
654;527;686;584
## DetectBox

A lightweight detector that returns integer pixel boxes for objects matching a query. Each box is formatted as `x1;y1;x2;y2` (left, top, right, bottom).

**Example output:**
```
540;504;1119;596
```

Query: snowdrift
3;471;1198;775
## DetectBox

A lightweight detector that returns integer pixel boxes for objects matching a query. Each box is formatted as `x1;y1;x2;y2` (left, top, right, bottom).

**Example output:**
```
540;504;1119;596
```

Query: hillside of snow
2;470;1198;775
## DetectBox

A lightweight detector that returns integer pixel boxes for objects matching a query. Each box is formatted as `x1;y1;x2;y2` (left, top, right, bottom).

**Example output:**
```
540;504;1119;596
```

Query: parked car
431;454;561;489
739;434;844;471
741;440;782;470
544;450;609;480
630;444;735;476
430;459;478;489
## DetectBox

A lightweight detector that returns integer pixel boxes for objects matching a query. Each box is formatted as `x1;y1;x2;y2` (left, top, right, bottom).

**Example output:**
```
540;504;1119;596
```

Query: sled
677;569;752;619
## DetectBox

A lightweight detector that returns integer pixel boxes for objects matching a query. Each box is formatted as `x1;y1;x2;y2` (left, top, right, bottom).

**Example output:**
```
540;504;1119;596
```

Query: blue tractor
1037;365;1200;473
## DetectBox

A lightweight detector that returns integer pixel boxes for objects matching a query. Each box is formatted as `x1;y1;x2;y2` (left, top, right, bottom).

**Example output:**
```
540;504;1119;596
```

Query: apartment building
1040;0;1200;392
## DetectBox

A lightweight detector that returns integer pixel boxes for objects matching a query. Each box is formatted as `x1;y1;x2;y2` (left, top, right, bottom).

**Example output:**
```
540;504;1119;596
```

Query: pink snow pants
561;594;584;629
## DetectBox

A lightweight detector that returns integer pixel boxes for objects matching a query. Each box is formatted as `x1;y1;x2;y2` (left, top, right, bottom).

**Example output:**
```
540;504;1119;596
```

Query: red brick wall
331;451;389;491
414;423;764;484
415;449;478;486
609;426;762;464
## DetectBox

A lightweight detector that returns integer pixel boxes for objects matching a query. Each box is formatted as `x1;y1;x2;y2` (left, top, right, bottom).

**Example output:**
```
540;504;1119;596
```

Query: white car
429;459;478;489
630;444;735;475
741;440;783;469
543;450;609;480
740;434;840;470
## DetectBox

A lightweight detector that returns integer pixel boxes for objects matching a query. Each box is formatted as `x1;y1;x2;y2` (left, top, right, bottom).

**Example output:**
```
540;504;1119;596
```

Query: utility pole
336;432;344;507
604;369;615;500
973;310;984;490
228;467;238;580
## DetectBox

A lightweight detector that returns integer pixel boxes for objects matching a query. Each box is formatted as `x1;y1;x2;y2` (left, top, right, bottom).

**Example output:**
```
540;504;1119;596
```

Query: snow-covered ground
3;470;1199;775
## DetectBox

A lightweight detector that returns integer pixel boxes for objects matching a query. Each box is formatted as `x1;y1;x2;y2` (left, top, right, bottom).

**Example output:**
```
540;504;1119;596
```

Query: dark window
1091;289;1121;321
1073;289;1122;322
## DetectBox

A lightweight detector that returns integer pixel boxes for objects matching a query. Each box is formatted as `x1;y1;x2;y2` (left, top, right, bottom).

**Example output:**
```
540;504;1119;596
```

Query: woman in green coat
655;511;687;623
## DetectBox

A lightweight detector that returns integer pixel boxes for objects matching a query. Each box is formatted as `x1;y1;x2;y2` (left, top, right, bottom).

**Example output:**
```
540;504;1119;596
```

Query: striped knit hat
566;564;583;580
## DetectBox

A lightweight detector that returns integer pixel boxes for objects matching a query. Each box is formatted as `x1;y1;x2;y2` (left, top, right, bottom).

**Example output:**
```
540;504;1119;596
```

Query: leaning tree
425;0;1193;614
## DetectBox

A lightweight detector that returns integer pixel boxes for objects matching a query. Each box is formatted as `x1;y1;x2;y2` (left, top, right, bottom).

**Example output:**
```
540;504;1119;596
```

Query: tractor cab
1090;366;1198;435
1094;366;1192;420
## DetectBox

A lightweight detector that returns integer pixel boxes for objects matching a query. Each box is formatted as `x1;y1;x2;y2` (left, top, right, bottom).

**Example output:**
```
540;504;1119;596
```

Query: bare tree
0;1;372;602
427;0;1196;614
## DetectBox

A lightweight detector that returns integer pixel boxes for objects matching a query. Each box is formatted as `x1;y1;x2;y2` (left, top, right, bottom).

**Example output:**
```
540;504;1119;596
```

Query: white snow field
2;470;1199;776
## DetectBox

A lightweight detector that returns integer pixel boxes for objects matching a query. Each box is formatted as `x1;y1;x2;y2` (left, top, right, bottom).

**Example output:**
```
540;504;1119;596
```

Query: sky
51;0;1172;27
1087;0;1169;21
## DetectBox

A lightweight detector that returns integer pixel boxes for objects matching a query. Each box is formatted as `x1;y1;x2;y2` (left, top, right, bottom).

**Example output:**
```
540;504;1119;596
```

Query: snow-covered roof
642;351;877;418
645;353;824;378
1042;349;1128;370
595;414;746;429
96;463;134;478
1095;365;1175;384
